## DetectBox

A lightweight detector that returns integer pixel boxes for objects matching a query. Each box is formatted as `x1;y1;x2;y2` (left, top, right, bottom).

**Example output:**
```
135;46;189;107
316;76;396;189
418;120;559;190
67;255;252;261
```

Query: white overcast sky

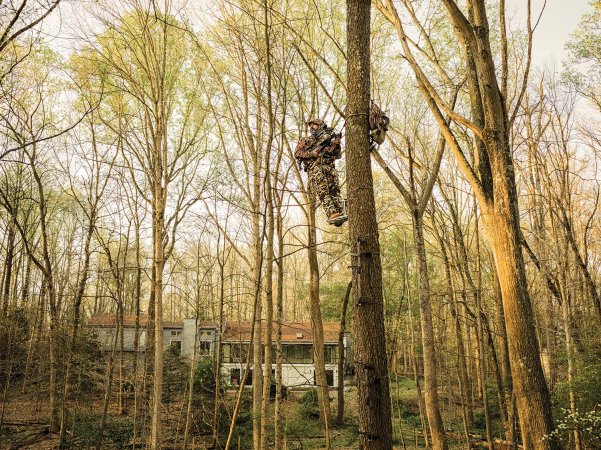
506;0;591;67
42;0;592;68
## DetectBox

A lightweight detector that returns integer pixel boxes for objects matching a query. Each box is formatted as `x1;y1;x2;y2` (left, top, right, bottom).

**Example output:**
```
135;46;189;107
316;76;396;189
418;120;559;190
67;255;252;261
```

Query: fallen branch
9;426;50;449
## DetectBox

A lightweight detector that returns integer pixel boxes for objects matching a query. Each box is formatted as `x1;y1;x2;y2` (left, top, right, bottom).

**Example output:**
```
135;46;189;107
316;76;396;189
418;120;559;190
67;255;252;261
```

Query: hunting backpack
369;101;390;146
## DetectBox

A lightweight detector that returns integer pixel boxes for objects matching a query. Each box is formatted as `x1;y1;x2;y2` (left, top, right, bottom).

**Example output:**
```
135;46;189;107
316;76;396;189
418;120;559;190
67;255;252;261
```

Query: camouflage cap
307;117;324;127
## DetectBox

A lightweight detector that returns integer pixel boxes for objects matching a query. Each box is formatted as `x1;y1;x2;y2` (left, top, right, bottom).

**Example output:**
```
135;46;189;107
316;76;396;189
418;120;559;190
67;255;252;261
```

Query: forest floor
0;376;495;449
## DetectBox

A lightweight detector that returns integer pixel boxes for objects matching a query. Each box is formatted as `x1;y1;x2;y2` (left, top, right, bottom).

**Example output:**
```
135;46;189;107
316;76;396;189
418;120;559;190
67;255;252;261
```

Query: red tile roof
221;321;341;344
88;315;342;344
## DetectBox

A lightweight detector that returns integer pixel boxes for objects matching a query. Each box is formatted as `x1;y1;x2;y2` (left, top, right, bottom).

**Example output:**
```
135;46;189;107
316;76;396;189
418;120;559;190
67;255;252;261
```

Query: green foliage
397;402;422;429
545;408;601;448
297;388;320;420
473;411;487;430
550;362;601;447
193;357;217;396
270;378;288;400
226;391;254;449
68;331;103;396
318;282;349;321
565;1;601;108
554;362;601;413
65;411;133;449
566;1;601;64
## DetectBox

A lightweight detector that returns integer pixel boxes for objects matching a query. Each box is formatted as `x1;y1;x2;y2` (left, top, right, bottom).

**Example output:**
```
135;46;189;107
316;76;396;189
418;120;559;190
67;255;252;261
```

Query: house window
282;344;312;363
324;345;339;364
222;343;250;363
171;330;177;336
170;340;182;355
314;369;335;387
230;368;253;386
199;340;211;356
326;370;334;387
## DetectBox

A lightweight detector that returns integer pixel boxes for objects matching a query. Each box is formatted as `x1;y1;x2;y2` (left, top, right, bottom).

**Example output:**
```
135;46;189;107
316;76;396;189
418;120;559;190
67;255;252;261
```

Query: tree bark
150;128;167;450
412;211;447;450
346;1;393;447
379;0;559;444
307;198;332;440
337;280;351;425
1;219;14;317
260;3;276;445
477;129;556;447
274;196;285;450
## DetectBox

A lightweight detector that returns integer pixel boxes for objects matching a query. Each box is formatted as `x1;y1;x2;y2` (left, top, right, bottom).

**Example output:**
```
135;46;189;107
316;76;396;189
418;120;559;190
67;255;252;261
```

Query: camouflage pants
308;162;343;217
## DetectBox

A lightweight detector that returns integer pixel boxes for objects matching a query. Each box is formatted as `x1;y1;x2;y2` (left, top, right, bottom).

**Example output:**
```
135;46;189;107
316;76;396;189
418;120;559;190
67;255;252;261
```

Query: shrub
66;411;133;449
397;401;422;428
545;408;601;448
551;362;601;448
193;357;217;396
297;388;320;419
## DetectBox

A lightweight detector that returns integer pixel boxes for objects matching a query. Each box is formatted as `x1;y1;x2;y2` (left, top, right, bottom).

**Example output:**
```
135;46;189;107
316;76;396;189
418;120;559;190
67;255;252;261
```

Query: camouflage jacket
295;126;341;171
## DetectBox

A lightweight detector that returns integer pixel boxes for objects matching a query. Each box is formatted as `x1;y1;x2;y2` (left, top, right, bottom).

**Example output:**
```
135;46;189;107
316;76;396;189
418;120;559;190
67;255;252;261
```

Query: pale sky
506;0;591;67
42;0;592;68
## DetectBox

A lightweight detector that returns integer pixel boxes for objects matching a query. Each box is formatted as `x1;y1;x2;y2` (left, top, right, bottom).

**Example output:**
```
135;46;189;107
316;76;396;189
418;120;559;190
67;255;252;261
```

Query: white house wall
181;319;216;357
89;326;173;353
220;362;339;389
88;318;349;390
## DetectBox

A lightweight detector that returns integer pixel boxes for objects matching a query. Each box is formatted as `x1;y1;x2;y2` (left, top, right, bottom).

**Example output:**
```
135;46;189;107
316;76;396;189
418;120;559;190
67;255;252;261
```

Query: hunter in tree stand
295;118;348;226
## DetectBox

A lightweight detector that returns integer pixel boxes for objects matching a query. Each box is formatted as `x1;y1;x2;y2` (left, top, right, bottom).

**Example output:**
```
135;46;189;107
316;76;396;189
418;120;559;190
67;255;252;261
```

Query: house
88;314;352;390
88;314;184;354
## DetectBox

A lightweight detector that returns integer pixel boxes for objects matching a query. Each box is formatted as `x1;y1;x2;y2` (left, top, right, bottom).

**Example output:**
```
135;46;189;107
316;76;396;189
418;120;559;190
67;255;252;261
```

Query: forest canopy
0;0;600;449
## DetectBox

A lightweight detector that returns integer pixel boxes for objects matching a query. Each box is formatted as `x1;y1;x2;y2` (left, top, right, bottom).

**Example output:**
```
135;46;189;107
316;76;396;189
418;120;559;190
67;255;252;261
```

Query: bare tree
374;1;558;446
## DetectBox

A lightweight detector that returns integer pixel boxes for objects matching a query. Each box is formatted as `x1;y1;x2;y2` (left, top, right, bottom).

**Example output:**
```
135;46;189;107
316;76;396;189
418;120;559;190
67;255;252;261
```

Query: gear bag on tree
369;101;390;146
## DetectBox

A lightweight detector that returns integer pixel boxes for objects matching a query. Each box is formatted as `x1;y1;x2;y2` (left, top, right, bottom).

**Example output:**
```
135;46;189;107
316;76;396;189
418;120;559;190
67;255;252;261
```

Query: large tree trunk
482;197;555;449
346;1;393;447
383;0;559;444
458;1;557;441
